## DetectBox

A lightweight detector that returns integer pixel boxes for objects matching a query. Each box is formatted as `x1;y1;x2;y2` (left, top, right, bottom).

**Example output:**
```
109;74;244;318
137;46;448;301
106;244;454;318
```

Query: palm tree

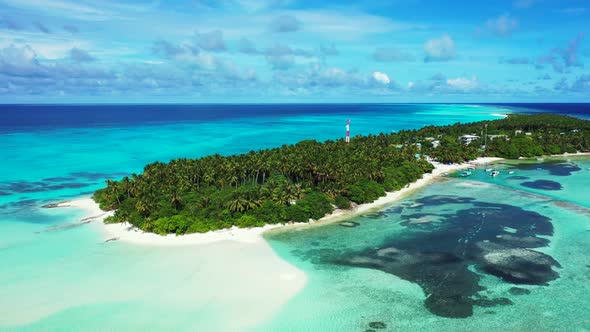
135;200;150;217
121;176;132;198
106;179;121;206
245;197;263;210
198;196;211;208
227;197;248;214
170;191;182;210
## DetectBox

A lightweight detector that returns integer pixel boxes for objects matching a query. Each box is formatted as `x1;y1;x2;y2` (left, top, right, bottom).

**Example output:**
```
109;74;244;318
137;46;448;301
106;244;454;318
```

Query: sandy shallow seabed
54;201;307;331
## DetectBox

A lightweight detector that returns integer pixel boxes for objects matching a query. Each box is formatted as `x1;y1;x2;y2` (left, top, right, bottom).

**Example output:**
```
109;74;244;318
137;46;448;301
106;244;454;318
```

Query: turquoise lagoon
1;104;589;331
264;157;590;331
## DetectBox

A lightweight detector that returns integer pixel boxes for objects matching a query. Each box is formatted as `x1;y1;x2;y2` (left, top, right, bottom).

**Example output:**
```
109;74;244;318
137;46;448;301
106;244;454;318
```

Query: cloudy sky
0;0;588;103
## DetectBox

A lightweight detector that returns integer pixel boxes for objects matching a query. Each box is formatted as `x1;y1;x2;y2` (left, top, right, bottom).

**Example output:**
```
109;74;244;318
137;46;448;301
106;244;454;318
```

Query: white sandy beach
59;157;502;246
59;198;288;246
550;151;590;157
53;197;308;331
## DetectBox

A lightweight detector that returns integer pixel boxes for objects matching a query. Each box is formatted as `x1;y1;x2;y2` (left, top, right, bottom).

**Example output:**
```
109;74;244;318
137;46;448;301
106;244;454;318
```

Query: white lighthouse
345;119;350;144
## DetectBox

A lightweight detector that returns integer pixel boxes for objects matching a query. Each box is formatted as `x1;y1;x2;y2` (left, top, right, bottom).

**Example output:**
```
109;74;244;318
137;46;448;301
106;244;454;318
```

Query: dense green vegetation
418;114;590;162
94;114;590;235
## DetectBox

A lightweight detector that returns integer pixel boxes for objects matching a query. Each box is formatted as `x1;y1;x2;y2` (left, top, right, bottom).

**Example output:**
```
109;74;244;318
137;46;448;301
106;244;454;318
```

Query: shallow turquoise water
264;158;590;331
3;104;588;331
469;157;590;209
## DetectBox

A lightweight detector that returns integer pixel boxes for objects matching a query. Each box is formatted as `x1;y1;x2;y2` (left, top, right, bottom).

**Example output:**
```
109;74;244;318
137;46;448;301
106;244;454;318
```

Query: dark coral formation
471;295;513;307
513;161;581;176
368;321;387;329
506;176;530;180
477;242;560;285
385;206;404;214
509;287;531;295
0;199;38;212
339;221;360;228
0;180;91;194
364;212;388;219
520;180;562;191
330;195;560;318
0;171;128;196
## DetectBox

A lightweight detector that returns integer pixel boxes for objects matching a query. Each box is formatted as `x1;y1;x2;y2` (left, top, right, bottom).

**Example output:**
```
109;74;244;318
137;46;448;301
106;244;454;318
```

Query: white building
459;135;480;145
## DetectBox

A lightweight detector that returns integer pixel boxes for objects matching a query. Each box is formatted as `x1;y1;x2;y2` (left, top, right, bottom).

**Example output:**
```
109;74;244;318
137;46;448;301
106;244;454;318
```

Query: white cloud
264;43;314;70
486;14;518;36
286;10;422;41
192;53;217;70
373;47;415;62
0;30;91;59
0;44;38;69
319;67;349;85
194;30;226;52
237;37;260;54
69;47;95;62
372;71;390;85
169;9;424;41
447;76;478;91
424;34;456;62
0;0;138;21
269;14;302;32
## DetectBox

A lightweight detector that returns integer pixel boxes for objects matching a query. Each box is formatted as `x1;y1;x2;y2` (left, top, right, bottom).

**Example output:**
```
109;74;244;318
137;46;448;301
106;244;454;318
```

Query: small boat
508;171;515;174
490;171;500;177
459;170;472;177
485;168;493;172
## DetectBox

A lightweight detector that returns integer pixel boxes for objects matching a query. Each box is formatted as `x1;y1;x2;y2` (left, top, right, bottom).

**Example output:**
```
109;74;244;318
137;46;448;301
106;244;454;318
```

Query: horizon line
1;102;590;106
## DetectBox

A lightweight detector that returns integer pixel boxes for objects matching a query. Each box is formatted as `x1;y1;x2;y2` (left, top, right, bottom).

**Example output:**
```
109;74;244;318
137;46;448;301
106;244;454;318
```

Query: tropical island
93;114;590;236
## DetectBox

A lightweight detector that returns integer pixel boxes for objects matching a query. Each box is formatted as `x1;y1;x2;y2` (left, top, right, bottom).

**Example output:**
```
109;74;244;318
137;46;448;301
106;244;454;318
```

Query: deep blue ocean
1;103;589;133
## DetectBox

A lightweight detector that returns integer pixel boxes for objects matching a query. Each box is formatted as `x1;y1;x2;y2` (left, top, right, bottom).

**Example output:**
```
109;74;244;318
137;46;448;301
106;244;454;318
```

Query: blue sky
0;0;588;103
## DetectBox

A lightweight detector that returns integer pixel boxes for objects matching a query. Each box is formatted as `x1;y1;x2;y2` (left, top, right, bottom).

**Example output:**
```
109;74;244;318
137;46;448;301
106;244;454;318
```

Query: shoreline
56;152;589;246
549;151;590;158
57;157;502;246
270;156;504;234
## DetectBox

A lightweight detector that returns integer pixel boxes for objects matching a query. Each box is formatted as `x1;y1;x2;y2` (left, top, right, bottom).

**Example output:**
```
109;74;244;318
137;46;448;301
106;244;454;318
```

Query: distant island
93;114;590;235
